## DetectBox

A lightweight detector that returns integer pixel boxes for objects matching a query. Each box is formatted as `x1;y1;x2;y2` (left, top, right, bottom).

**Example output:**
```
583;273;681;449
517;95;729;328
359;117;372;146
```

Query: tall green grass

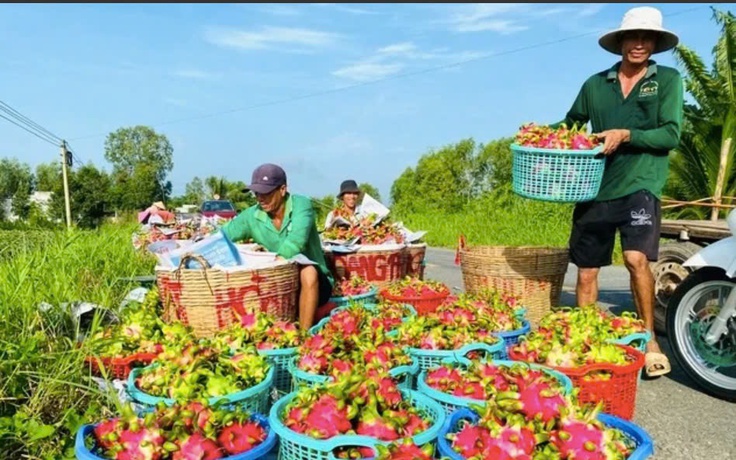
397;193;625;264
0;225;155;459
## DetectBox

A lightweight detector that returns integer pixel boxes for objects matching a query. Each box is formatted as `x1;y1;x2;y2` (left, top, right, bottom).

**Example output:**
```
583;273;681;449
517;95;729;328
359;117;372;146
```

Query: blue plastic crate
511;143;605;203
269;389;445;460
437;407;653;460
75;413;277;460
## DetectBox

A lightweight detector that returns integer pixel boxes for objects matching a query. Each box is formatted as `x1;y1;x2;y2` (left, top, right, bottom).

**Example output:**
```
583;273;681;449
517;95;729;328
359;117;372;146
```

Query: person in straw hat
220;163;334;330
323;179;363;230
552;6;684;377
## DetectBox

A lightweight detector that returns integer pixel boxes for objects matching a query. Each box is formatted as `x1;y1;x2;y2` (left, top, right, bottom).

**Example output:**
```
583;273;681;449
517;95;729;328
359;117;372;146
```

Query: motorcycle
666;208;736;402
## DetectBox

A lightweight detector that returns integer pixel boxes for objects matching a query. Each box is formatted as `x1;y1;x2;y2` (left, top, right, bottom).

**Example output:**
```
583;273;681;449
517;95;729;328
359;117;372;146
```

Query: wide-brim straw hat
599;6;679;55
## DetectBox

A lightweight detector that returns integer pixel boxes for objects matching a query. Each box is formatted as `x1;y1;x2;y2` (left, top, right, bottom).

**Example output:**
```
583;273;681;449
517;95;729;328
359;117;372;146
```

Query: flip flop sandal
645;352;671;377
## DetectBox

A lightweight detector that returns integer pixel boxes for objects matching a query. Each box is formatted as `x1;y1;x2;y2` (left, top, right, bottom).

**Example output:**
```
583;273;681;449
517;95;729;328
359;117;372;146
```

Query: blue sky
0;3;732;202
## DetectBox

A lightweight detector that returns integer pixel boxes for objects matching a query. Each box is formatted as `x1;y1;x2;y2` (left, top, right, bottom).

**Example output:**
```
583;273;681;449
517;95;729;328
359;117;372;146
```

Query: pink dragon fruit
550;417;628;460
116;424;166;459
217;420;266;455
355;405;401;441
497;381;569;423
93;418;120;450
171;432;223;460
304;394;353;439
450;424;489;458
484;424;537;460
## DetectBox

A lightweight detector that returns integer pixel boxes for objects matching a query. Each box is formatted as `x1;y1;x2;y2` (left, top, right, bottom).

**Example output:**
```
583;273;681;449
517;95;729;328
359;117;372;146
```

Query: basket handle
177;253;211;271
175;253;215;295
435;407;480;456
320;436;381;453
453;342;503;361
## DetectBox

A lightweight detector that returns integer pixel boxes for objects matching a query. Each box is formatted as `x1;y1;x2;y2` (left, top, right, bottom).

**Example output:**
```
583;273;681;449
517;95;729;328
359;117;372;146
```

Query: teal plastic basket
511;143;605;203
409;341;506;374
75;413;277;460
287;356;419;391
416;357;574;416
493;319;532;358
269;389;446;460
328;287;379;307
309;302;416;336
437;408;654;460
609;331;651;353
608;331;652;383
258;347;298;398
329;301;417;318
127;364;274;414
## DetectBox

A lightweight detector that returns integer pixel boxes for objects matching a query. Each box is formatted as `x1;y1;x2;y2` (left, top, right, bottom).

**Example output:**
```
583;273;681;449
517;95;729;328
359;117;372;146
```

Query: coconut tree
665;8;736;219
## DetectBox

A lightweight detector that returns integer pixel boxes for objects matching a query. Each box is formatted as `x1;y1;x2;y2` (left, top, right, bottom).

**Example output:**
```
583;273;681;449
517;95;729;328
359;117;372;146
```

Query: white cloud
204;26;340;51
377;42;417;56
332;41;492;82
311;3;378;15
443;3;571;34
577;4;607;18
173;69;220;80
332;62;404;82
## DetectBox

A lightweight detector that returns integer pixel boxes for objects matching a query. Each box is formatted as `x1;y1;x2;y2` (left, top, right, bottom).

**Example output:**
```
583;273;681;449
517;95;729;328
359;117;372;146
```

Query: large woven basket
405;243;427;279
459;245;569;327
156;254;300;338
323;245;408;289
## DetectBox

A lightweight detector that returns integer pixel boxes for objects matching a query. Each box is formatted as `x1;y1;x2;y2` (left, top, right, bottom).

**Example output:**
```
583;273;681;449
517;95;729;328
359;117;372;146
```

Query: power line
0;112;58;146
68;4;708;142
0;101;62;143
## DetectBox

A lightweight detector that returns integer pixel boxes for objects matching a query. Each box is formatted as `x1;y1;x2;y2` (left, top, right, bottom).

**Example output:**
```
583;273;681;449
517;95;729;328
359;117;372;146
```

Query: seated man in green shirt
555;7;683;378
220;163;334;330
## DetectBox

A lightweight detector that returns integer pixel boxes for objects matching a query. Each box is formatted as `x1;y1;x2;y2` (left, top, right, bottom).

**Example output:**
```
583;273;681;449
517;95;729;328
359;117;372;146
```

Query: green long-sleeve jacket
555;60;684;201
220;193;334;286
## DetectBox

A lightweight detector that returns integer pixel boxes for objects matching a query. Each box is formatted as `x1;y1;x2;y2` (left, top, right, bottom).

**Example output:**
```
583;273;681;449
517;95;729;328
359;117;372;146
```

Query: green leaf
27;424;55;442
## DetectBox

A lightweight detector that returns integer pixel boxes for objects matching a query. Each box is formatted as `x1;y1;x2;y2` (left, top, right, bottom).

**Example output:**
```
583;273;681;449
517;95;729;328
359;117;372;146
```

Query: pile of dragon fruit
382;277;450;298
446;397;635;459
77;278;654;460
424;360;567;402
510;305;646;379
281;371;434;454
211;307;307;352
297;307;414;379
395;301;516;351
87;400;268;459
332;274;375;297
134;341;272;399
515;122;601;150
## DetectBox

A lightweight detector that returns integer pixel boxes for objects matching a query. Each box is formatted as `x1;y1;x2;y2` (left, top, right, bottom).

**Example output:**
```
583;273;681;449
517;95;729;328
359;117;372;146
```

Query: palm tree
665;8;736;219
204;176;228;199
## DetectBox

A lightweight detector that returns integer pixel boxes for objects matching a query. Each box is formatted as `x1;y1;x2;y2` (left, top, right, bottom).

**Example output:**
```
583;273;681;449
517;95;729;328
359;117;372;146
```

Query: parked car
200;200;237;219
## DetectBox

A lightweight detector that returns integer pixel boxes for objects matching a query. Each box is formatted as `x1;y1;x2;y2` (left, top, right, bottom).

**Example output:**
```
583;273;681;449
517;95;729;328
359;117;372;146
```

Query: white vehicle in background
666;208;736;402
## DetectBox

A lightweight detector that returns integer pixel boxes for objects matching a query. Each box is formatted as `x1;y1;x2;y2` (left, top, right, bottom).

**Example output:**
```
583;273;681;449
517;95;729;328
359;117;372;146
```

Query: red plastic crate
85;351;159;380
508;344;645;420
379;289;451;315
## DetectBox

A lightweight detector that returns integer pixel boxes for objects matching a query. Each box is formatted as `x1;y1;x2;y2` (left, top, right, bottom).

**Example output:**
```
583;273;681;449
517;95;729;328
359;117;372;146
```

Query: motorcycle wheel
667;267;736;402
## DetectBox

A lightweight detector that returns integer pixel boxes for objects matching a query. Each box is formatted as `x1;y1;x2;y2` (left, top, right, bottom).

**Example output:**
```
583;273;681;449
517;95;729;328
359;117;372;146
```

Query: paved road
424;247;735;460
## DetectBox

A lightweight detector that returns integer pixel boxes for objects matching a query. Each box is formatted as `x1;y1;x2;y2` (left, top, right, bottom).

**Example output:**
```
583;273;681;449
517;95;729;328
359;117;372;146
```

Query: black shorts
569;189;661;268
316;269;333;307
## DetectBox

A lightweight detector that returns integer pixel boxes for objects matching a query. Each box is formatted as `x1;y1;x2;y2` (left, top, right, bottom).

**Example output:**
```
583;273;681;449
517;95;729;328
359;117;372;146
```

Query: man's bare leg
577;267;601;307
623;250;663;354
298;265;319;330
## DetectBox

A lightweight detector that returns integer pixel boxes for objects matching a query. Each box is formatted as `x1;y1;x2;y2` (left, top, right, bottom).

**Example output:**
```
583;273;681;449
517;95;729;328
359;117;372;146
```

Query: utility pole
60;140;72;229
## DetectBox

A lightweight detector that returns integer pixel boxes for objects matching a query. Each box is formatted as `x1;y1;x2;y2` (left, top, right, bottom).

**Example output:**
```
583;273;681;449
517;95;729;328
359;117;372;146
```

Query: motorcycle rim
673;280;736;391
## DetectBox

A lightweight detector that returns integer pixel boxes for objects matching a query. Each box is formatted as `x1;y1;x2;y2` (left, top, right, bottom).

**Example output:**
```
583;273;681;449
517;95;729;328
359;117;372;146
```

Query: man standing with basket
555;6;684;377
220;163;335;330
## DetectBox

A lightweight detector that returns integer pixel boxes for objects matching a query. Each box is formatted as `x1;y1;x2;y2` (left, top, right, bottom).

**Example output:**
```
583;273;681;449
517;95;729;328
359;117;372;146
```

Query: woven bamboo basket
156;254;299;338
459;245;569;327
405;243;427;279
323;245;408;289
